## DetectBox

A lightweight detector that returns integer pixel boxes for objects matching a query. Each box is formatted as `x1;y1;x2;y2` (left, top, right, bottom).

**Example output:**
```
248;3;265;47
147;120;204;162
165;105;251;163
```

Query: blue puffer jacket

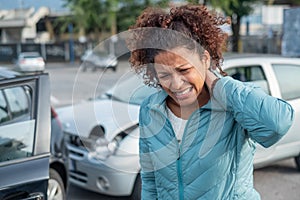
139;76;294;200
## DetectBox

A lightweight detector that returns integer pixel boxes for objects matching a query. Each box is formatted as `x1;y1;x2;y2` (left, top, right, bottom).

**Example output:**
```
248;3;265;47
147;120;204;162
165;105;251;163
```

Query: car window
0;91;9;123
272;64;300;100
4;87;30;119
23;55;41;59
225;65;270;94
0;86;35;162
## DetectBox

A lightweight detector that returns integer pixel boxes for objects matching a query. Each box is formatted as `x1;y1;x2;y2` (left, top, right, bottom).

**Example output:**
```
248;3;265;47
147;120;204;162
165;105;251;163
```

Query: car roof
19;52;41;56
223;53;300;65
224;53;300;60
0;67;21;80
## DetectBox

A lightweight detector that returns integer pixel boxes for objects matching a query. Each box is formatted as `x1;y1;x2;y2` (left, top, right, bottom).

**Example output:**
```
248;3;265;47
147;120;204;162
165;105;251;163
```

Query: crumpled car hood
56;99;140;141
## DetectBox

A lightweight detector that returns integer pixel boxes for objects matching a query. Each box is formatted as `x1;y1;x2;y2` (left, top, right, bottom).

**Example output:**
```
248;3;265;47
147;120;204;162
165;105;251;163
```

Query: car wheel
130;174;141;200
81;66;87;72
111;65;117;72
48;168;66;200
81;63;87;71
82;61;93;71
295;154;300;171
92;66;97;71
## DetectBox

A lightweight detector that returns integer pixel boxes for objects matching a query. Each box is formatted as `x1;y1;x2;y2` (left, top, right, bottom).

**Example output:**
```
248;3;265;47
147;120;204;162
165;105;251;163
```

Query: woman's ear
202;50;211;70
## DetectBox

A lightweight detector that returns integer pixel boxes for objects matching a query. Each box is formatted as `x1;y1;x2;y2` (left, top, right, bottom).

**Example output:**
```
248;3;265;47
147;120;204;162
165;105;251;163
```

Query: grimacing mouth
172;87;193;97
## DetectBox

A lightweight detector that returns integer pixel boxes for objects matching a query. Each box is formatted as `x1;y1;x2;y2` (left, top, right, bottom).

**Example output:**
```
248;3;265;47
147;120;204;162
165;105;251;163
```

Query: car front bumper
18;64;45;72
66;143;139;196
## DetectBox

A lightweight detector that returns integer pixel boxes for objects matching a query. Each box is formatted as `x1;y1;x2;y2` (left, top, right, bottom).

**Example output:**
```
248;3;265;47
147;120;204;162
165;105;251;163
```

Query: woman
127;4;294;200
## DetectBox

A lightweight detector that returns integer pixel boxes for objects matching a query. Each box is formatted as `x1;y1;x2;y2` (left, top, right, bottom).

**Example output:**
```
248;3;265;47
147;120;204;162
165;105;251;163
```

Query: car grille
69;170;88;183
64;131;89;184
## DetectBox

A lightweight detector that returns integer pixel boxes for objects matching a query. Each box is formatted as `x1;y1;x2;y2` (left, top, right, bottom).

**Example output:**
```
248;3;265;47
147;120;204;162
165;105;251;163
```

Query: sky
0;0;68;12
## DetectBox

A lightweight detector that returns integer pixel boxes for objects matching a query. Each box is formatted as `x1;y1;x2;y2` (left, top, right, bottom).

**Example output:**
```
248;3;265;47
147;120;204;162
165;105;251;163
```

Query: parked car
57;54;300;198
0;68;51;199
0;67;68;200
16;52;45;72
80;49;118;72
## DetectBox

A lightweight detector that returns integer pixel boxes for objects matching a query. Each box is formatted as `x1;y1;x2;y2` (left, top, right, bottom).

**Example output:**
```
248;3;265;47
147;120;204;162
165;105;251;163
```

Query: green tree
209;0;260;52
62;0;111;40
186;0;207;4
289;0;300;5
117;0;170;32
265;0;300;5
61;0;170;40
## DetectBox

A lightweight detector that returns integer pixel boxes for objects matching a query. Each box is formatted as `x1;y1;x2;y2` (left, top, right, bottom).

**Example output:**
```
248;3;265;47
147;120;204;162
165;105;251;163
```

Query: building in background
0;7;50;43
240;4;290;36
0;6;71;43
282;7;300;57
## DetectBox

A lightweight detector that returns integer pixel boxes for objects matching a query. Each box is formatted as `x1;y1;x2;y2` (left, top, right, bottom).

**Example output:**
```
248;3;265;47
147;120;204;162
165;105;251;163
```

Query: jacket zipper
151;106;186;200
177;148;184;200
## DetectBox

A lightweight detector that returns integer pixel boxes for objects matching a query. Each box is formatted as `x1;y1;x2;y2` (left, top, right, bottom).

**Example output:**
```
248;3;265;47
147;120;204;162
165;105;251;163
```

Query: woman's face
154;48;210;108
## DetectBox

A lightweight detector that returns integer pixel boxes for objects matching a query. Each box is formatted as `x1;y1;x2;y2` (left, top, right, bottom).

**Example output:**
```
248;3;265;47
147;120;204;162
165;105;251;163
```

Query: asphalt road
43;61;300;200
65;159;300;200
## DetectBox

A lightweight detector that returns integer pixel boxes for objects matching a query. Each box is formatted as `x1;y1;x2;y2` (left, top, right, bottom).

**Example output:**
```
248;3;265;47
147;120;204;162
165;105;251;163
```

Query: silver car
16;52;45;72
57;54;300;198
80;49;118;72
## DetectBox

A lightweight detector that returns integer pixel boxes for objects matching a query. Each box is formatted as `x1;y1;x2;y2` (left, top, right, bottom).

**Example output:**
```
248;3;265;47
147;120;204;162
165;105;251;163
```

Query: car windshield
93;51;115;58
104;74;158;105
20;52;41;58
97;51;109;56
23;55;41;59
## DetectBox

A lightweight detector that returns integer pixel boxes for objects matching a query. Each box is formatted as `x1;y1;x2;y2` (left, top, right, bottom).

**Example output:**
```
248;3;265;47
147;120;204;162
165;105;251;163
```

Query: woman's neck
166;87;210;120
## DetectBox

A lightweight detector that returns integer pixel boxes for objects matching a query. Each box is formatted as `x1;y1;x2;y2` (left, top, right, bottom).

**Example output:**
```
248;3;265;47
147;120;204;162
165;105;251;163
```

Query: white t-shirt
166;106;187;143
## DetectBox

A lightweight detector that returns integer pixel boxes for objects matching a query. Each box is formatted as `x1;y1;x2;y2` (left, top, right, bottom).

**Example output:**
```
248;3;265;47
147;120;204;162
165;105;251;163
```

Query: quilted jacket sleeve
139;103;158;199
212;76;294;147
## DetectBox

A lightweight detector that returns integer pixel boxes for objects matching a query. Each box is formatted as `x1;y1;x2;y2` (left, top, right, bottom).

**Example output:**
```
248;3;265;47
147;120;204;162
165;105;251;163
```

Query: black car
49;107;68;199
0;67;68;200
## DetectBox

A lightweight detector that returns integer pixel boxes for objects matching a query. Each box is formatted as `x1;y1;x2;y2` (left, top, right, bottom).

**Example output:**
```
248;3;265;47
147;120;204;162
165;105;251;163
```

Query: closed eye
178;68;191;74
158;74;170;79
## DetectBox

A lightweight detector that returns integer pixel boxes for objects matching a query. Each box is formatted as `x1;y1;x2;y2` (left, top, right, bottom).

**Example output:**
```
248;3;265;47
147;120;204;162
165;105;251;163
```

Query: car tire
81;63;87;72
295;154;300;171
82;61;93;71
130;174;141;200
92;66;97;72
111;65;117;72
48;168;66;200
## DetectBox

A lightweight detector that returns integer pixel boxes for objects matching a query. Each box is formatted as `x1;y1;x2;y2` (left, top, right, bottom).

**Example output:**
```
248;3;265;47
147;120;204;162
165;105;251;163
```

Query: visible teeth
174;88;191;96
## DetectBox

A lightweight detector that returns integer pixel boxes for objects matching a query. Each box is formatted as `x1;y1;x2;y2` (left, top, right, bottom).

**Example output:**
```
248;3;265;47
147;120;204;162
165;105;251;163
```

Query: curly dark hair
127;4;230;87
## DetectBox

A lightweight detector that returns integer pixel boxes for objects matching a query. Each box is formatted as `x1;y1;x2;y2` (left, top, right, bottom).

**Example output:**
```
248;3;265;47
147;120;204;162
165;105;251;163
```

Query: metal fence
0;42;88;63
0;35;285;63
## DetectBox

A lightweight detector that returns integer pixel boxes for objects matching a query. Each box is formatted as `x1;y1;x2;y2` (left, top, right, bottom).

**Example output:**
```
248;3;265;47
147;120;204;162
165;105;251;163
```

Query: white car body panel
58;99;139;141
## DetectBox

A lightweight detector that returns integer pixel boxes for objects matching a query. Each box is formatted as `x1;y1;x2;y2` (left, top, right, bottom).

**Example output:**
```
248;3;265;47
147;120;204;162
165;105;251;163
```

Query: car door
270;63;300;158
0;74;51;200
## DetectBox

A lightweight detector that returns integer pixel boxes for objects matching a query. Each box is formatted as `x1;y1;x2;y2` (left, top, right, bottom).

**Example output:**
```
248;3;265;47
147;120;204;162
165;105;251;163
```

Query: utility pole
109;0;118;35
109;0;118;56
68;23;75;64
268;0;275;5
